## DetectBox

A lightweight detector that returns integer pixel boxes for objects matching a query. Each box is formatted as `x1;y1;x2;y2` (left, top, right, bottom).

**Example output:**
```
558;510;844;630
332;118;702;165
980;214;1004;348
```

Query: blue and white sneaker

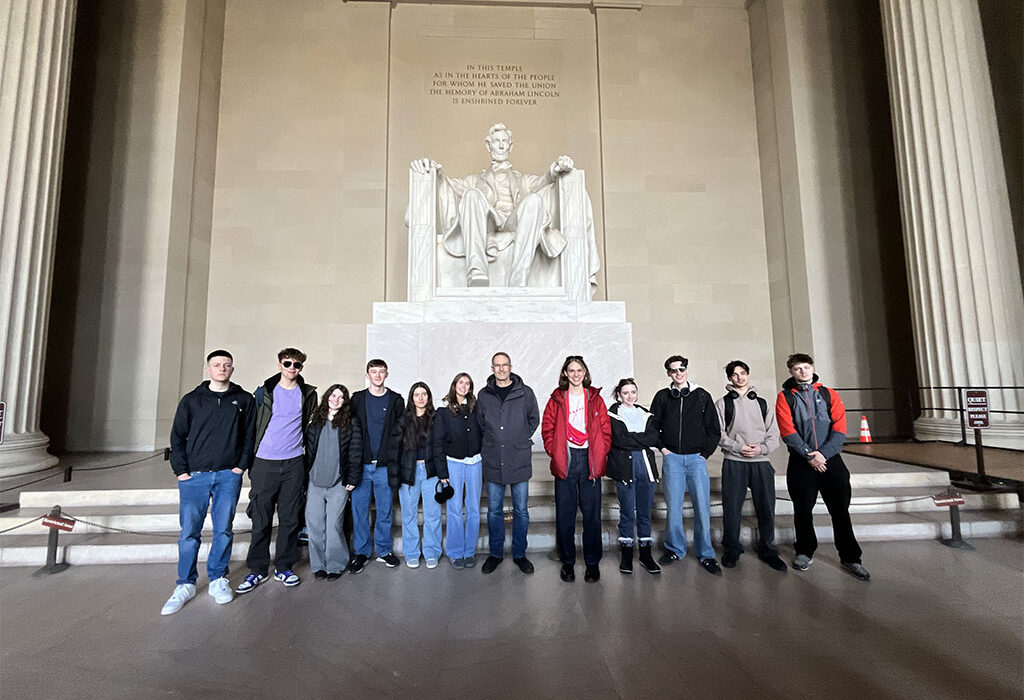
274;569;301;587
235;572;266;594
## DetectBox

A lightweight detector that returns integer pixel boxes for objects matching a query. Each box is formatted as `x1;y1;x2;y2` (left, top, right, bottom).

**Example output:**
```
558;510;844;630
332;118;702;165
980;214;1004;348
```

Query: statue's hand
411;158;441;174
550;155;574;176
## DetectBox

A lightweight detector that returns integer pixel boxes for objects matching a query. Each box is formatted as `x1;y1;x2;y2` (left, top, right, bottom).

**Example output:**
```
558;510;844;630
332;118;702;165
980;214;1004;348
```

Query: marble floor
1;538;1021;699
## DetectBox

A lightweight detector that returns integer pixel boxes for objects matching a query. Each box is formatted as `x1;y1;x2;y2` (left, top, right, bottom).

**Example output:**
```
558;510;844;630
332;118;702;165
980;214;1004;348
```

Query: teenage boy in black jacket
163;350;255;615
237;347;318;593
650;355;722;575
347;358;405;573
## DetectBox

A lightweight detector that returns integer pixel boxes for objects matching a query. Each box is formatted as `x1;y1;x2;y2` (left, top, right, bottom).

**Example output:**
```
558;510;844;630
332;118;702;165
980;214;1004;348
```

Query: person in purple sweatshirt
236;348;318;593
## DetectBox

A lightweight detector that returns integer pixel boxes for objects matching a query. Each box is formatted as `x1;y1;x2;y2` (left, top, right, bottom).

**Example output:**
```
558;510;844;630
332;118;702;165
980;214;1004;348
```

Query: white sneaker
208;577;234;605
425;558;439;569
406;557;420;569
160;583;196;615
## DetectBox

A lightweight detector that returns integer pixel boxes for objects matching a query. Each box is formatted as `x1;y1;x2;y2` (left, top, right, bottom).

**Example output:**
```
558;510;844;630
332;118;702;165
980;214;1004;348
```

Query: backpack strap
724;391;768;430
723;392;736;431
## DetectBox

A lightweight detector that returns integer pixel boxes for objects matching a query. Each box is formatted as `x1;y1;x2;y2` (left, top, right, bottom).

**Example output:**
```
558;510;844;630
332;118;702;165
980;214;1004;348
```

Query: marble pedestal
366;299;634;420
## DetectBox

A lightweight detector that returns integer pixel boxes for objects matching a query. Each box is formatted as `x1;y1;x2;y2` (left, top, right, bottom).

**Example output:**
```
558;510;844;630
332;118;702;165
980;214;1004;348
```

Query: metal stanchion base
939;538;975;551
33;563;70;577
951;478;1011;493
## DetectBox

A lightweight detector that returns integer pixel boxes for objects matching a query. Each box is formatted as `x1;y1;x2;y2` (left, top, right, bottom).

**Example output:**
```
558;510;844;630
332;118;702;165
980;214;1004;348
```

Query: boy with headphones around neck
714;360;786;572
649;355;722;576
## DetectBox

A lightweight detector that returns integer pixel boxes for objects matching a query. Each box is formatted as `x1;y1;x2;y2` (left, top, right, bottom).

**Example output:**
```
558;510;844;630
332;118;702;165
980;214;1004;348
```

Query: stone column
0;0;77;476
880;0;1024;448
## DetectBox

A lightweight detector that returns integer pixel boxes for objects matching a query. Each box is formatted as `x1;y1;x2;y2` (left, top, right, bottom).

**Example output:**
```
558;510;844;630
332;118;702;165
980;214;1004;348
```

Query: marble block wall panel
372;300;626;324
367;303;634;443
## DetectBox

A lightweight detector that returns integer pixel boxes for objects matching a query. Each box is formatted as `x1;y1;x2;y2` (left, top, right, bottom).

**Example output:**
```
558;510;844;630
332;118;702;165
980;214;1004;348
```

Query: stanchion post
937;488;974;551
33;505;71;576
63;465;72;483
973;427;989;485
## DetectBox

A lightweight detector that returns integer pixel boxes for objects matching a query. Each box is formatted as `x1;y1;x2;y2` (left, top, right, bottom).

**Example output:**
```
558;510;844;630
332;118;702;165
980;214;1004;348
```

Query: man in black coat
476;352;540;575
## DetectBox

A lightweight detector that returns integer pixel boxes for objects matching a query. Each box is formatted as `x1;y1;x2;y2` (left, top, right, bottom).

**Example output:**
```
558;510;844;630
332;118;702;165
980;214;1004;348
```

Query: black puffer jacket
432;402;482;479
394;411;437;487
350;388;404;469
607;402;660;483
304;415;363;488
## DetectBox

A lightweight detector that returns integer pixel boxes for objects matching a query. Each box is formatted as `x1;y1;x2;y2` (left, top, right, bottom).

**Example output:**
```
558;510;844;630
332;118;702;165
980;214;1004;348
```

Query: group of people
161;347;870;616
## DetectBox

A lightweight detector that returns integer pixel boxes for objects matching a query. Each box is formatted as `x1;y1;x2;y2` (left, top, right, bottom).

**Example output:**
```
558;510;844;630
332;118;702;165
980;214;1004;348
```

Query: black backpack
723;390;768;431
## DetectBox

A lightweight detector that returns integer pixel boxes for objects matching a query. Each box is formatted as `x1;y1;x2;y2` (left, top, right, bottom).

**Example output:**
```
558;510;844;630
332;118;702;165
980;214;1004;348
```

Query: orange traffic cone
859;415;873;443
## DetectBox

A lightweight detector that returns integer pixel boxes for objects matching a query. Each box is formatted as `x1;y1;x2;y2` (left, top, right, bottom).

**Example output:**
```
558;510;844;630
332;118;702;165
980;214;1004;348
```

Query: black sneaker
513;557;535;574
841;562;871;581
314;570;328;580
722;552;739;568
348;554;368;574
658;551;679;566
481;556;503;574
376;553;400;568
584;564;601;583
326;572;342;581
560;563;575;582
699;558;723;576
761;553;788;572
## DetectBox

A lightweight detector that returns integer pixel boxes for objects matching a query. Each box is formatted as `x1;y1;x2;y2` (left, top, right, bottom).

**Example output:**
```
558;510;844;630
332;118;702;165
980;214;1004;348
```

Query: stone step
4;487;1016;537
1;509;1020;568
16;468;954;509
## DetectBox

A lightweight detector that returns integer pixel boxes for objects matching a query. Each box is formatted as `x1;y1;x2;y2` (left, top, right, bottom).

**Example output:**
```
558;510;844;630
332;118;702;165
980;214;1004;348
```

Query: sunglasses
565;355;584;362
668;366;687;374
281;360;304;370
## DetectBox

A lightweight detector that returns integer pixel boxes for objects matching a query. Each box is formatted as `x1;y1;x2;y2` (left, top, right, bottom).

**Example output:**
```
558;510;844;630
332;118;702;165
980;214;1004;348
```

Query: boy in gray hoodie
714;360;786;571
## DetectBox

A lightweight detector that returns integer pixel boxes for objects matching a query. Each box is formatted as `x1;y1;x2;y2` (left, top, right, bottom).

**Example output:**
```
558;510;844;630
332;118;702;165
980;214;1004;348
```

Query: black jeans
246;455;306;574
786;453;862;563
721;458;777;558
555;447;603;566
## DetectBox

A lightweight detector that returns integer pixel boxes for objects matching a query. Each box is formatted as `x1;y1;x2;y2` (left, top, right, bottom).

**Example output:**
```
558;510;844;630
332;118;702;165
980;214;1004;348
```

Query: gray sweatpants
305;483;350;574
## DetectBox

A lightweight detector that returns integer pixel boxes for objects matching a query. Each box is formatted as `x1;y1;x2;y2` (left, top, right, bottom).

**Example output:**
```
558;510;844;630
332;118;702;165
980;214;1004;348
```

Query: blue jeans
661;452;715;560
351;462;394;557
445;458;482;559
486;480;529;559
398;461;442;561
176;469;243;585
616;450;655;545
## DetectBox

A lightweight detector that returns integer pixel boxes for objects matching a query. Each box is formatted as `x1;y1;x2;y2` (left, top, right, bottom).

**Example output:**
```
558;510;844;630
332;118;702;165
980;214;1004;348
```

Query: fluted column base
0;432;59;478
914;416;1024;450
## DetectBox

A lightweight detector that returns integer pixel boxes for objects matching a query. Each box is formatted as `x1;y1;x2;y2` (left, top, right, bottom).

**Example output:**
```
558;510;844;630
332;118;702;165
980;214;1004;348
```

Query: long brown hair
402;382;435;449
444;373;477;415
313;384;352;429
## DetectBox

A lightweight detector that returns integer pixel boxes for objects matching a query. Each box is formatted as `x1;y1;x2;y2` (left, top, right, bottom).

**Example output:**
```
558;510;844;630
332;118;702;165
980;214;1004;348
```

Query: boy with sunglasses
650;355;722;575
237;348;318;593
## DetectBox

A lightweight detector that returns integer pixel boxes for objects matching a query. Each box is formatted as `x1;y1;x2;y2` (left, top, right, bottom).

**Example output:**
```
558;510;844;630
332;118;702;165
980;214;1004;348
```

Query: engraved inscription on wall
429;64;560;106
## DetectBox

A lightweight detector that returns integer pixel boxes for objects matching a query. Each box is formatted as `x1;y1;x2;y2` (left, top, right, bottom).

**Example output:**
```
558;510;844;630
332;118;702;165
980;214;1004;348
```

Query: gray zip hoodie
714;384;781;462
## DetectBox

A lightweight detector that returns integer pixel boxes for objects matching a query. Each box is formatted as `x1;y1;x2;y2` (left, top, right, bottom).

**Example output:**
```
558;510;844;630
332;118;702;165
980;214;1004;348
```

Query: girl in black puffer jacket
608;378;661;575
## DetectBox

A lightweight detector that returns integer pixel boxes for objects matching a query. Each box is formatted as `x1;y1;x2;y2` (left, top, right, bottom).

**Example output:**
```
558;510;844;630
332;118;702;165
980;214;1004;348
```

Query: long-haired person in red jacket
542;355;611;583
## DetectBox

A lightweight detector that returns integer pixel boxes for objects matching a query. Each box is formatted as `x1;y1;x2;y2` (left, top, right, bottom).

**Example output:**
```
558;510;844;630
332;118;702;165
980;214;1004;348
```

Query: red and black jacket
775;375;846;460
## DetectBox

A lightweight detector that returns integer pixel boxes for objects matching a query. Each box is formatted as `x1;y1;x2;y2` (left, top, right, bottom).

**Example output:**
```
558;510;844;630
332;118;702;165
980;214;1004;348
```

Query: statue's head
485;123;513;162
